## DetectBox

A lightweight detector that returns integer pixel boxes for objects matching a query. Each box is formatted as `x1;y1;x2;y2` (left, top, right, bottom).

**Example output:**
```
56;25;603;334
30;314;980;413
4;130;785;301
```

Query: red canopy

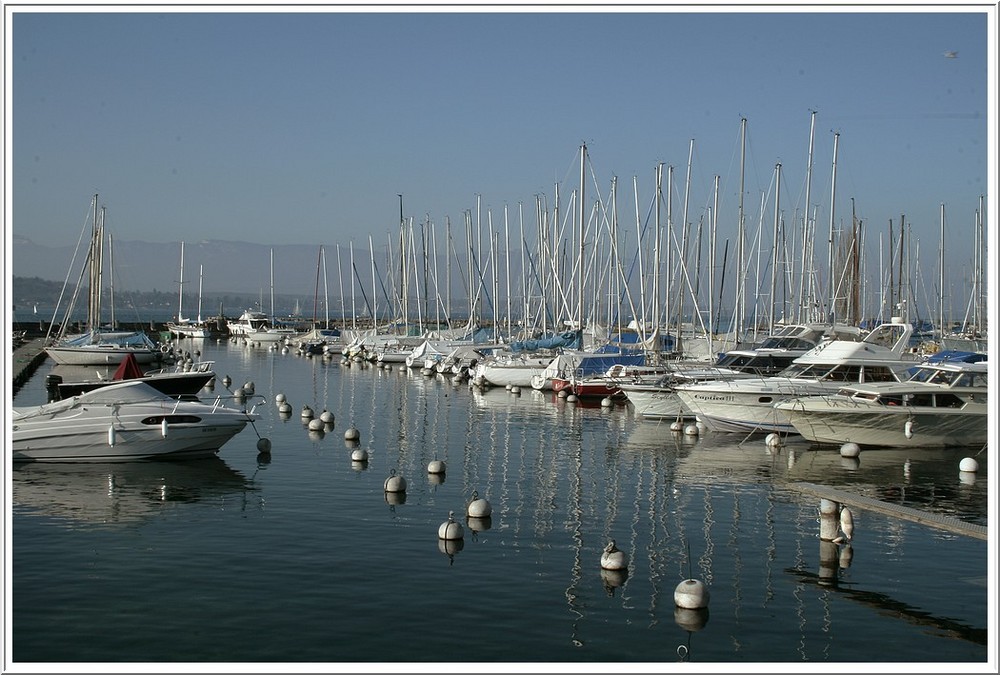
112;353;146;381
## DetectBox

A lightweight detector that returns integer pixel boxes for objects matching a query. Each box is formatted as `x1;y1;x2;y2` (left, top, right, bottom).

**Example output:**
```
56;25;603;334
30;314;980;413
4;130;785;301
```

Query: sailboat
45;195;161;366
167;242;211;339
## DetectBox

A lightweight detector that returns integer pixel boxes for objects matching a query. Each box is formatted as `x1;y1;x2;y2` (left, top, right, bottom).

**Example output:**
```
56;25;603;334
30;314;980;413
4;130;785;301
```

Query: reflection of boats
46;353;216;401
13;380;259;462
775;358;988;448
12;456;252;525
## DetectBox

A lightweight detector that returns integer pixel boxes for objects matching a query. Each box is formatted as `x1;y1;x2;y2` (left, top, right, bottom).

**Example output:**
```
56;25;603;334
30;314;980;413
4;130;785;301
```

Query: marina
8;336;991;667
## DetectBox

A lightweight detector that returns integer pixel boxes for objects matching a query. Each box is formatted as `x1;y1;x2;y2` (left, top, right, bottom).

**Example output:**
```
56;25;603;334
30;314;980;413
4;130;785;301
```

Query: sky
5;4;996;318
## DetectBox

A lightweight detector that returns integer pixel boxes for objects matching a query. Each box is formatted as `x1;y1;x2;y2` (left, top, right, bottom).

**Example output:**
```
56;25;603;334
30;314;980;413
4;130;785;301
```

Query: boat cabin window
907;393;934;407
952;372;988;387
881;395;905;406
820;365;862;382
861;366;899;382
935;393;966;408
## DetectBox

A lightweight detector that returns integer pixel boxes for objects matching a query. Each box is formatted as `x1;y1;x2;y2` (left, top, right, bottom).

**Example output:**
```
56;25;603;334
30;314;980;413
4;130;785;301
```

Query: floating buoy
674;578;710;609
243;381;255;396
683;424;699;436
557;389;568;399
320;409;335;424
511;386;521;395
107;424;116;447
600;540;627;571
308;417;325;431
839;442;861;458
278;402;292;414
438;511;464;540
222;375;231;387
566;394;578;403
344;427;360;441
765;432;781;449
351;447;368;462
161;418;169;438
959;457;979;473
256;437;271;454
301;405;314;419
275;393;286;404
839;506;854;541
384;469;407;493
467;490;492;518
601;397;613;407
427;459;446;474
670;420;684;432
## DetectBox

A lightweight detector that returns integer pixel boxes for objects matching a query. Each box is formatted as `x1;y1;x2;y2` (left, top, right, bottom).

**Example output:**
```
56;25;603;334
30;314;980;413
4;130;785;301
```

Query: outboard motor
45;374;63;402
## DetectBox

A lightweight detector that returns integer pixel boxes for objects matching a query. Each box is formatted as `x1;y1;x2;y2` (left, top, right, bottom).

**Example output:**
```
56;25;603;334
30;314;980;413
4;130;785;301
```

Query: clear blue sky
7;5;994;312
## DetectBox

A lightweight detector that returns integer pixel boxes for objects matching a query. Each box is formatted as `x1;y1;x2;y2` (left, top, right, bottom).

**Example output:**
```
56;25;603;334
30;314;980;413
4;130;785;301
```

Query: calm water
10;338;993;669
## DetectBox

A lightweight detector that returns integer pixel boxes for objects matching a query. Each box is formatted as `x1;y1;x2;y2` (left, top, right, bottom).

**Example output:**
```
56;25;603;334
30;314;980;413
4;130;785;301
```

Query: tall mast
178;241;186;322
577;142;586;342
769;163;781;336
826;131;839;325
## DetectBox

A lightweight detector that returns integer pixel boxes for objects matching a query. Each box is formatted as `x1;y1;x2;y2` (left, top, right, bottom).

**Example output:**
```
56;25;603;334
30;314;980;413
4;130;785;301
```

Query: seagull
944;50;958;58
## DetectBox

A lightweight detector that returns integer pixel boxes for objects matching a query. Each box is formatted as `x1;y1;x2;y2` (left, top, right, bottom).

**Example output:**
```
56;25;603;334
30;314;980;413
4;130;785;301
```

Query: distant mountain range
10;235;375;299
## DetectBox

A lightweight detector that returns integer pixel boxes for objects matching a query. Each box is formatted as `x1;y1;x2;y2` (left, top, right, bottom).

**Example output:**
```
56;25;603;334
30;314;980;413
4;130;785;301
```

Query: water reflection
12;456;253;527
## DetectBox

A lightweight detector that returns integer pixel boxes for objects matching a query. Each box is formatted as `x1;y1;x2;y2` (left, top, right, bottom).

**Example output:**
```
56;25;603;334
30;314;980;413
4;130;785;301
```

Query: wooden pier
790;481;988;541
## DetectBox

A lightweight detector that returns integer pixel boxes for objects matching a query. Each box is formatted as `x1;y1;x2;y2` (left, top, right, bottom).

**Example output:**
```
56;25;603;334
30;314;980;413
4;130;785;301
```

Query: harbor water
9;338;993;669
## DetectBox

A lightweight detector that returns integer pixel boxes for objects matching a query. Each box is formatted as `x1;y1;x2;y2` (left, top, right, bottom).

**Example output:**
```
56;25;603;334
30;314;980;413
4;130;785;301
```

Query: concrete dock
11;337;50;398
791;481;988;541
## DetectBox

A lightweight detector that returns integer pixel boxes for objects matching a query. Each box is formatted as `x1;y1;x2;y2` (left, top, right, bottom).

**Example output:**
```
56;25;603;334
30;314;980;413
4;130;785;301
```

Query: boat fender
108;425;116;447
904;419;915;439
161;418;169;437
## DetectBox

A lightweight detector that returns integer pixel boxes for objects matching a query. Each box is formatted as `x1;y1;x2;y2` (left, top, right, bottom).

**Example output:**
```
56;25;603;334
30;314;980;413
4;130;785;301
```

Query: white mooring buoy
275;393;286;404
308;417;325;431
344;426;360;441
674;578;710;609
839;442;861;458
959;457;979;473
438;511;464;541
765;432;782;449
301;405;314;419
320;409;335;424
351;447;368;462
600;540;627;571
467;490;492;518
384;469;407;493
427;459;446;474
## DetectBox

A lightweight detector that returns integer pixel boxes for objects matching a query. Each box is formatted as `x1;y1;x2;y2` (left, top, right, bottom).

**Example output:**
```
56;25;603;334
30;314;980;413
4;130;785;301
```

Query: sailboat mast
826;132;839;324
197;264;204;323
178;241;185;322
577;142;586;343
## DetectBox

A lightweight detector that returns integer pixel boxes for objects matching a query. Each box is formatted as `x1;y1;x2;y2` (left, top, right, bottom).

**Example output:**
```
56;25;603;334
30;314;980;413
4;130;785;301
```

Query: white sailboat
45;195;161;365
167;242;211;339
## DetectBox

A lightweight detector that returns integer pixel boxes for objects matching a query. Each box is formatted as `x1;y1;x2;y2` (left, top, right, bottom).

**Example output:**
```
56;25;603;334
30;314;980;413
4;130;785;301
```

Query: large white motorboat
774;357;988;448
226;309;271;336
12;380;260;462
673;319;921;435
619;322;859;421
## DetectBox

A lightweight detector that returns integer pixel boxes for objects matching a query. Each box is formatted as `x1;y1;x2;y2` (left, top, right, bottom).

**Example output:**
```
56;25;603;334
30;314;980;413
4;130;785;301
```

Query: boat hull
45;345;161;366
779;400;989;448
